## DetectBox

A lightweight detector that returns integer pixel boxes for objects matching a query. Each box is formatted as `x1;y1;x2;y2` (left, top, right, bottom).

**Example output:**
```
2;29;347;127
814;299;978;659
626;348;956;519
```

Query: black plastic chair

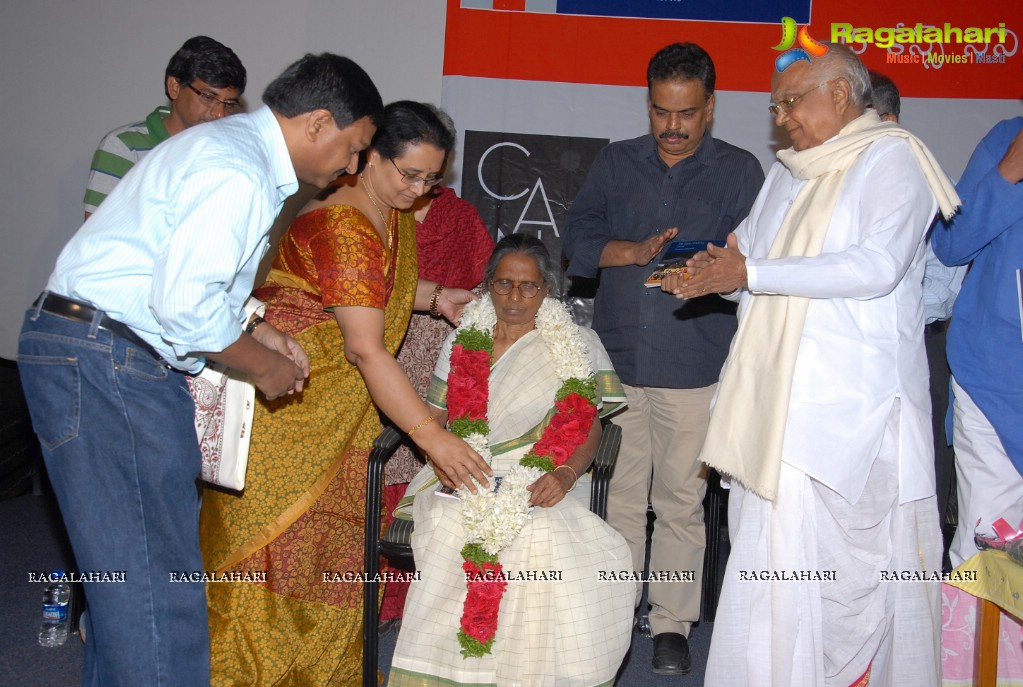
701;469;728;623
362;421;623;687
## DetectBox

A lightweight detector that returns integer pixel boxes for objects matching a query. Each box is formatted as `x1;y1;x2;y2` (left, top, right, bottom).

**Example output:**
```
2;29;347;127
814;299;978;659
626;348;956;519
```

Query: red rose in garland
445;297;600;659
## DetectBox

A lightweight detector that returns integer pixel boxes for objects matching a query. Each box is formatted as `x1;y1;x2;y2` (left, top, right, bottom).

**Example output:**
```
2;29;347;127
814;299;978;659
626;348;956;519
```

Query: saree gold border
264;267;319;295
388;666;495;687
596;369;625;401
427;375;448;408
214;402;375;573
490;409;554;455
388;666;614;687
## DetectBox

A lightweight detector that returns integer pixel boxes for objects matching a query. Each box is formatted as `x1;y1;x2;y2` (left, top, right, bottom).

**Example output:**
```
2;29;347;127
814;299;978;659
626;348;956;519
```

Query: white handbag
189;298;262;491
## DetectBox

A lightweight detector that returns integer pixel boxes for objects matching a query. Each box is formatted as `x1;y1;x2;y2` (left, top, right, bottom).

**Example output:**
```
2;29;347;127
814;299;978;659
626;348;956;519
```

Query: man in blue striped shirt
564;42;764;676
19;53;382;687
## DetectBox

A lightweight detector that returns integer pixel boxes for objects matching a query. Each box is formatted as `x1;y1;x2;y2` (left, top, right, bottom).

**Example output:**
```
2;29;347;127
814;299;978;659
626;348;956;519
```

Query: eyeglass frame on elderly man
489;279;545;299
388;157;444;188
181;82;242;112
768;80;832;116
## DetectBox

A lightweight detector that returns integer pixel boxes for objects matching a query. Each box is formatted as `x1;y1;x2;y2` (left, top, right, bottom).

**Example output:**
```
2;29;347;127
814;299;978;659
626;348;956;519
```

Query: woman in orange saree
199;101;491;686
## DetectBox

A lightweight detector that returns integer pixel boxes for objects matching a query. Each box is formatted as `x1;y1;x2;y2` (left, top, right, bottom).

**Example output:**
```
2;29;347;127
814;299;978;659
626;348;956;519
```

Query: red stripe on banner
444;0;1022;99
493;0;526;10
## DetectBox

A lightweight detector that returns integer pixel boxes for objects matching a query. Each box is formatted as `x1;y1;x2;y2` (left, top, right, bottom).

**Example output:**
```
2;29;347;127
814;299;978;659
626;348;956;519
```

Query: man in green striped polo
83;36;246;218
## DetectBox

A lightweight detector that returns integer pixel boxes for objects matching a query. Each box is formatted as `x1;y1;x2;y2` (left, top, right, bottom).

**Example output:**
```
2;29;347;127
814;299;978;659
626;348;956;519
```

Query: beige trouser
606;383;713;637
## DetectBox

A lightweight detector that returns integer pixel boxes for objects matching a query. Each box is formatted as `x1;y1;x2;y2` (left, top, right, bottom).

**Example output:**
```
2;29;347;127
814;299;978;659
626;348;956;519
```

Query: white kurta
732;136;939;505
707;136;945;687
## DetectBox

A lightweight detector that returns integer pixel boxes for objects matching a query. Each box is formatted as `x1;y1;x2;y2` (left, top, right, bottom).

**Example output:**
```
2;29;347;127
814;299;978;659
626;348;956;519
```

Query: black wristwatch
245;315;266;335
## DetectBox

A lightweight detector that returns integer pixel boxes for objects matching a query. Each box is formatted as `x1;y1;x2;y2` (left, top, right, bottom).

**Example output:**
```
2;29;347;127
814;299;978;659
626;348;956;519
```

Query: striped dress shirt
48;105;298;372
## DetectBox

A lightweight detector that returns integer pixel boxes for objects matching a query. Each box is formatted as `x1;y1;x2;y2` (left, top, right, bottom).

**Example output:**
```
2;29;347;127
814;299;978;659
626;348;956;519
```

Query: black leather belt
35;292;160;359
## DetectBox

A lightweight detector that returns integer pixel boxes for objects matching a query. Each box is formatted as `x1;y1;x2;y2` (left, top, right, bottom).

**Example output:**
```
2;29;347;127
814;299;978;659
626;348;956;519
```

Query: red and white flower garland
445;295;599;657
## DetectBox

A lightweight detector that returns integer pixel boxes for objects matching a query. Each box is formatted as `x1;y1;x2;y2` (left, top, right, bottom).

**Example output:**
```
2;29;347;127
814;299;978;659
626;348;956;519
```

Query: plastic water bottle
38;571;71;647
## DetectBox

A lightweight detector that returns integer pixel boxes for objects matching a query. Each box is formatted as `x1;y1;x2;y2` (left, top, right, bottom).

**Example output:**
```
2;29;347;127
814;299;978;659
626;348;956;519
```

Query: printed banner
461;0;813;24
459;130;608;291
442;0;1021;284
445;0;1020;97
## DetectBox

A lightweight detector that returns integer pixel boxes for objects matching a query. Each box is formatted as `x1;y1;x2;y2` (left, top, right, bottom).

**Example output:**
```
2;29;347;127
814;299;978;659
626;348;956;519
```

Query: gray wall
0;0;446;358
2;2;1019;358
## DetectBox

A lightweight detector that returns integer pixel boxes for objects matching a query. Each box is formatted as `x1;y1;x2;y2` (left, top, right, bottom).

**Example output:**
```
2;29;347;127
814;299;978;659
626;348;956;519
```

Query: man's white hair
812;43;872;110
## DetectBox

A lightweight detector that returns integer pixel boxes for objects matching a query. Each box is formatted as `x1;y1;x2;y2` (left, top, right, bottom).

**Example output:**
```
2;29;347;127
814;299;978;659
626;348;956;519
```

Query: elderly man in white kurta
661;44;960;686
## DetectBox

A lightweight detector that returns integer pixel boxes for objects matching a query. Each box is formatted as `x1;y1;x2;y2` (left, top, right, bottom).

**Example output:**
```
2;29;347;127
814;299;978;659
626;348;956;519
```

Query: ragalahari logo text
773;17;829;72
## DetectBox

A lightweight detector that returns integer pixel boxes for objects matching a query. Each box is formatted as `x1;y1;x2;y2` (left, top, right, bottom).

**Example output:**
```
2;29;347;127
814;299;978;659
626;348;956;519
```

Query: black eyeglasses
388;158;443;188
490;279;544;298
182;82;242;112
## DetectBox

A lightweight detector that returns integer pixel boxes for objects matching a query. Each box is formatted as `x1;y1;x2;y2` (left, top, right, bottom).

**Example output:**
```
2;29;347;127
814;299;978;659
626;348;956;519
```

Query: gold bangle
554;464;578;492
429;284;444;317
407;414;436;437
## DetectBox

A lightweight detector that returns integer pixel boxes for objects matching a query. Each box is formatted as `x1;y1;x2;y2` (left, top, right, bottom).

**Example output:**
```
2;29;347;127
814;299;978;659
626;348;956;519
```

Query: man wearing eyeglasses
665;44;959;686
563;42;763;676
83;35;247;219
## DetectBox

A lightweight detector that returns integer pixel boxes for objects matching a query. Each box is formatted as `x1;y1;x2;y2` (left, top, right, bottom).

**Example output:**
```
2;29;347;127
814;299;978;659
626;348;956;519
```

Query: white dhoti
706;403;943;686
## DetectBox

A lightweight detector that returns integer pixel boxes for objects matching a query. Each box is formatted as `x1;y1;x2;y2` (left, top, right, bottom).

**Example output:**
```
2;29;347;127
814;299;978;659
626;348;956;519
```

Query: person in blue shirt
17;54;384;687
932;117;1023;566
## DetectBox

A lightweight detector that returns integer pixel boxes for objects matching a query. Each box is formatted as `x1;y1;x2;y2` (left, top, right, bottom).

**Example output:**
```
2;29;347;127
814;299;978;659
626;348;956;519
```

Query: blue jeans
18;308;210;687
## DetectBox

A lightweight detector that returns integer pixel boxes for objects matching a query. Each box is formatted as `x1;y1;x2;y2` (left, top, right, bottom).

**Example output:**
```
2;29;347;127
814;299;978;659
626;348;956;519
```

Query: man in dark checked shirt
563;42;764;676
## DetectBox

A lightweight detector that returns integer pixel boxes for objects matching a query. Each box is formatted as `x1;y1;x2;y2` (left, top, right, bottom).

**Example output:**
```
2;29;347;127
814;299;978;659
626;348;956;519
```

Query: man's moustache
660;130;689;140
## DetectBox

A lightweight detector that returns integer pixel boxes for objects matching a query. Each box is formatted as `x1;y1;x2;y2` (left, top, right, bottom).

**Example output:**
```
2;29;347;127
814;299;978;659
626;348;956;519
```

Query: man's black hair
647;42;716;95
164;36;246;99
262;53;383;129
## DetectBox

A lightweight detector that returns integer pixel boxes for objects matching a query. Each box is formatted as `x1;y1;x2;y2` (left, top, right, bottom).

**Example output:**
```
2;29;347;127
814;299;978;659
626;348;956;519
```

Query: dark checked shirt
564;134;764;388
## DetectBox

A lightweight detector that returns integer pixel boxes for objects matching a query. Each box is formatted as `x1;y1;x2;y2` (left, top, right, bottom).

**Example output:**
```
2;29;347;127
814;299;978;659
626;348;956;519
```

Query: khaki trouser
606;383;714;637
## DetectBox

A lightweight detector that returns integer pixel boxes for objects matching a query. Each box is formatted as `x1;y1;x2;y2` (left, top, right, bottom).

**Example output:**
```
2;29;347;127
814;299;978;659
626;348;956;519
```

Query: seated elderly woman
389;234;634;687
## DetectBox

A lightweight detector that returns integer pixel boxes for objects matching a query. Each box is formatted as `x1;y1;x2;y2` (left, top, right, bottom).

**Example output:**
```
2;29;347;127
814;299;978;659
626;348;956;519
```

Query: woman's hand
436;287;477;325
334;305;491;491
417;426;493;493
527;469;574;508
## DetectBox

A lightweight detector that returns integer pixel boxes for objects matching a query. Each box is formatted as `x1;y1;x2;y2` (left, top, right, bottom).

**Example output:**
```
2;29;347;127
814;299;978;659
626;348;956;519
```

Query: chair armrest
365;425;403;561
589;421;621;520
371;425;403;459
363;424;403;687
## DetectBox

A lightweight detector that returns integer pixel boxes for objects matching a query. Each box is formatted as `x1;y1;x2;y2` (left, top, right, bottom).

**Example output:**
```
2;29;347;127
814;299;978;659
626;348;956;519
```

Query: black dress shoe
652;632;691;676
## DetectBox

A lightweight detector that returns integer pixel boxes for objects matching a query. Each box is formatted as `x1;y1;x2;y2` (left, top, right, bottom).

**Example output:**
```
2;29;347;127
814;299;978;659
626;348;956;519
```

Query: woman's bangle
245;315;266;335
407;414;436;437
429;284;444;317
554;464;578;492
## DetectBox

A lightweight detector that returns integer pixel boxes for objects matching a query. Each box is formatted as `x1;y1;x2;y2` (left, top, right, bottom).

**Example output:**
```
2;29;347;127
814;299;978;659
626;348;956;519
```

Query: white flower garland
454;296;593;556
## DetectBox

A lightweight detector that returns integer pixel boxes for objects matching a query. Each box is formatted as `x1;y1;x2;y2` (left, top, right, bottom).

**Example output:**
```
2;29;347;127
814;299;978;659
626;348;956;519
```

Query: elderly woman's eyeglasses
490;279;544;298
389;158;443;188
768;81;828;116
182;82;242;112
